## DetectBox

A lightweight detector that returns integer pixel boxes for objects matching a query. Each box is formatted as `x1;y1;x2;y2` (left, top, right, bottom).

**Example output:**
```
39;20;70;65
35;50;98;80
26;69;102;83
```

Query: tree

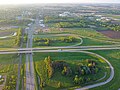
81;69;85;75
57;82;61;88
44;56;54;78
74;75;79;84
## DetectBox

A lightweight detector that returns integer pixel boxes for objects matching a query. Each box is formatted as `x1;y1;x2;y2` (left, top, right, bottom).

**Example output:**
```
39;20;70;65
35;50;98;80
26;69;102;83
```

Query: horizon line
0;2;120;5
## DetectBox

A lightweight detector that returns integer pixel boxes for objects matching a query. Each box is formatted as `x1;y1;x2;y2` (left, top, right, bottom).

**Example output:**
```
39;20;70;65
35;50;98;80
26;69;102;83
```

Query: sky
0;0;120;5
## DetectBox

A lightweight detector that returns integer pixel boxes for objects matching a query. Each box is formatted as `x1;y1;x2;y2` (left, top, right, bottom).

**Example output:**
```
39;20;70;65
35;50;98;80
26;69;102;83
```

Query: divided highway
0;45;119;90
25;23;35;90
0;45;120;54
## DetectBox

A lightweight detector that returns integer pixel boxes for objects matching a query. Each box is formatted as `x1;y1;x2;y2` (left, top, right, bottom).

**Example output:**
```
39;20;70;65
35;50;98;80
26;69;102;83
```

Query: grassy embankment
33;52;110;90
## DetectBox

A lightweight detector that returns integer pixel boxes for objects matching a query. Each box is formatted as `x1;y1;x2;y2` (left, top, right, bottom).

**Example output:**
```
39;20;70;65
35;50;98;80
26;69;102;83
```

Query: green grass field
90;50;120;90
0;37;16;48
33;52;110;90
33;28;118;47
33;34;81;47
0;28;19;48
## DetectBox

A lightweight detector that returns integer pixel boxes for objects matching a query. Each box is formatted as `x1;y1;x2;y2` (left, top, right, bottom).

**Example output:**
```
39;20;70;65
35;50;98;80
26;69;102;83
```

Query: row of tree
34;36;76;46
45;16;120;31
15;28;22;46
34;38;50;46
44;16;81;23
2;65;18;90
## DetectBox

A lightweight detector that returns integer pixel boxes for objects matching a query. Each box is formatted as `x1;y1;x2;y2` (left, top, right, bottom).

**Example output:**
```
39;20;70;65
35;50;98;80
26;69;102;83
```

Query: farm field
97;30;120;39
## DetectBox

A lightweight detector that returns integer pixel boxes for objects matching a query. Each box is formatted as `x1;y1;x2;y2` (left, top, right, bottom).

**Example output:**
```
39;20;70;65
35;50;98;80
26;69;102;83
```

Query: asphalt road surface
26;23;35;90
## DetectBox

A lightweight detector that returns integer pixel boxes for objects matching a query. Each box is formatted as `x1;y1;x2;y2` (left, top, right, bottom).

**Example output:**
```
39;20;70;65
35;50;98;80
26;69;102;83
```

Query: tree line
45;16;120;31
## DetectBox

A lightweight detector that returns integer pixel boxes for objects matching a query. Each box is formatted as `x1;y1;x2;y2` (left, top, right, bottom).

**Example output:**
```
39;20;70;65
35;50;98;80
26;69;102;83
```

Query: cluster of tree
0;19;31;27
0;65;10;73
74;75;91;84
2;75;17;90
52;60;99;84
45;16;120;31
56;20;120;31
60;36;75;43
100;9;120;15
73;60;99;84
2;65;17;90
42;56;100;87
34;36;76;46
34;38;50;46
100;23;120;31
44;57;99;79
56;21;88;28
44;56;54;78
77;60;98;76
44;16;80;23
15;28;22;46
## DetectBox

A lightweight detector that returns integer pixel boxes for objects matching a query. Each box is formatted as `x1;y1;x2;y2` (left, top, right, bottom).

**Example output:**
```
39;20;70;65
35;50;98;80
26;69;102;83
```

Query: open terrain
0;3;120;90
98;30;120;39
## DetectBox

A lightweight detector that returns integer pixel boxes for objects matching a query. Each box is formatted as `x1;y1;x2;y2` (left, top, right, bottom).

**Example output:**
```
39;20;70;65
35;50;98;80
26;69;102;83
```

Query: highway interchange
0;18;120;90
0;45;120;90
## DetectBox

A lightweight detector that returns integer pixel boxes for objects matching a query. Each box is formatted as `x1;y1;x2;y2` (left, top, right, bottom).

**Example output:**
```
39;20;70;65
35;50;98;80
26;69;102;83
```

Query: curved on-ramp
35;34;83;47
74;51;114;90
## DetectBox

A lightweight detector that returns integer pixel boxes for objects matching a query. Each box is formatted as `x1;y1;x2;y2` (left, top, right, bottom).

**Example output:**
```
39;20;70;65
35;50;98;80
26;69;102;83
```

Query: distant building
59;12;71;17
39;24;45;28
16;16;22;20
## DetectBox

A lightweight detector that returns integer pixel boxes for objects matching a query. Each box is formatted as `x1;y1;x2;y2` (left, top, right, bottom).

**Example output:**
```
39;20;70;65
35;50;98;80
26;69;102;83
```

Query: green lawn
90;50;120;90
34;28;119;46
33;35;81;47
33;52;110;90
0;28;17;37
81;38;113;46
0;37;16;48
0;28;20;48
